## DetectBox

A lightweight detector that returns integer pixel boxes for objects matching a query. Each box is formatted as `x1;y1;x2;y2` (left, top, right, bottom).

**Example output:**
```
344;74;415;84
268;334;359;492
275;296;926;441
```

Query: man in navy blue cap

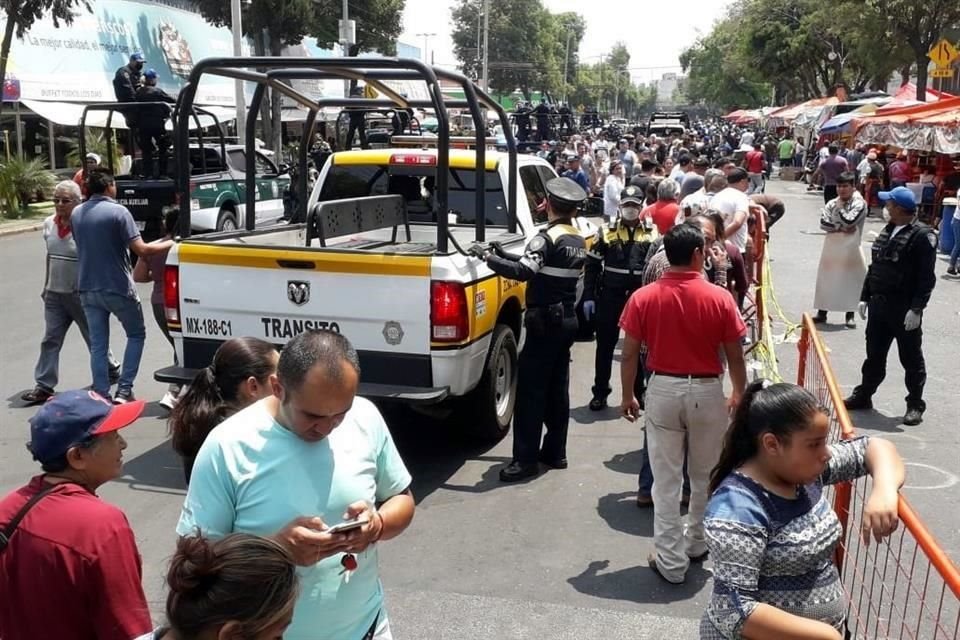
113;52;145;104
845;186;937;426
0;390;151;640
136;68;177;178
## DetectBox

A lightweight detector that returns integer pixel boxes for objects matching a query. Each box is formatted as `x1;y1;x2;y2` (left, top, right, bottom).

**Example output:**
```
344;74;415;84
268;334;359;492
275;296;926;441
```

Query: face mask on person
621;206;640;221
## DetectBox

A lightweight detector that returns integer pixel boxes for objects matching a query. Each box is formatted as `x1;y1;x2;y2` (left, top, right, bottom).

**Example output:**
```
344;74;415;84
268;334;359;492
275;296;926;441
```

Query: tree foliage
0;0;91;119
682;0;957;110
313;0;406;56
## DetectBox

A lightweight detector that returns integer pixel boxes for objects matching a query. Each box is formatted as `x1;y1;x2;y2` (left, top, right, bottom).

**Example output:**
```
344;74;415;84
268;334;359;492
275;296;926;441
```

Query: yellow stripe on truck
332;150;499;171
178;243;431;277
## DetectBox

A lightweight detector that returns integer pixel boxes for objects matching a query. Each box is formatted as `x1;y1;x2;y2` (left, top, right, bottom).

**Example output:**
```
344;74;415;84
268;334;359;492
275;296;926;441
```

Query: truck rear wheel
460;324;518;442
216;208;238;231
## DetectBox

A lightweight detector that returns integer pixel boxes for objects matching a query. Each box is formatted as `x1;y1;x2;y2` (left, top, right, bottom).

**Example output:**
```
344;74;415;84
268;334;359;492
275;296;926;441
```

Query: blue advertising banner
2;0;243;104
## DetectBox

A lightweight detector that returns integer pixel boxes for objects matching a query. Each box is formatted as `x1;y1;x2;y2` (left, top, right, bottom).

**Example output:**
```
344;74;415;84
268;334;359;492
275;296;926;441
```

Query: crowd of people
4;111;948;639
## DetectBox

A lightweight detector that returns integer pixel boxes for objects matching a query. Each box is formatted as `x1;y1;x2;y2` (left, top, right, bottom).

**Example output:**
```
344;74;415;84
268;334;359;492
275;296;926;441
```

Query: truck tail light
164;265;181;325
430;281;469;342
390;153;437;166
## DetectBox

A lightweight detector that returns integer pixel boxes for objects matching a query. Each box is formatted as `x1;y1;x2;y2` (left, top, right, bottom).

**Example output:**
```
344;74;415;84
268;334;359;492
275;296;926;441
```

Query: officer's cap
130;52;145;62
878;186;917;212
620;185;644;206
545;177;587;207
144;68;158;80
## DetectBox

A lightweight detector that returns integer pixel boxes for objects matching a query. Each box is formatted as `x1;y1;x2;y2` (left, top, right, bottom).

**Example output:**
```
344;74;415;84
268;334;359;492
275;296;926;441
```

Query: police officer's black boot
589;391;608;411
499;461;540;482
903;407;923;426
813;310;828;324
843;391;873;411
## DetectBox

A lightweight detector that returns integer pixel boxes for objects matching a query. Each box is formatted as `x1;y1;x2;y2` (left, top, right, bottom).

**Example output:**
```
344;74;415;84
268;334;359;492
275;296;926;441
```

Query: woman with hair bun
136;533;298;640
169;337;278;483
700;381;905;640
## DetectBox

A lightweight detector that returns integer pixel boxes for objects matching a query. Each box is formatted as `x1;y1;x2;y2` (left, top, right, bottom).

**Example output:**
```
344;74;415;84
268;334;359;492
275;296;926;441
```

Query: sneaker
903;407;924;426
108;368;121;385
20;387;53;406
843;393;873;411
113;389;136;405
588;396;608;411
812;310;828;324
845;313;857;329
159;391;178;411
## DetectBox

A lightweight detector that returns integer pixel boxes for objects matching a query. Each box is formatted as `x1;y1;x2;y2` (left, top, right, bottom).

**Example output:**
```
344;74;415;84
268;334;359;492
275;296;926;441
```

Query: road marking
901;462;959;491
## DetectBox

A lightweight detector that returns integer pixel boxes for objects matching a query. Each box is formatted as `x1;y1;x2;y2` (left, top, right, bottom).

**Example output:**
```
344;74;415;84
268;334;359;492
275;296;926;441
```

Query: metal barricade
797;313;960;639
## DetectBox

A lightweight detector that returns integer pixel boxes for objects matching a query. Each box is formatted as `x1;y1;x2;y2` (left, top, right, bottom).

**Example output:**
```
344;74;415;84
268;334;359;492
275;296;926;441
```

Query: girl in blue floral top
701;381;904;640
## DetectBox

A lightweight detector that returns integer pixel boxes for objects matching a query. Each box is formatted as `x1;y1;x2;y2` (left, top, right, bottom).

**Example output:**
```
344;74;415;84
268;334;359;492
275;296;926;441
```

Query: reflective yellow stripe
177;243;431;276
332;150;499;171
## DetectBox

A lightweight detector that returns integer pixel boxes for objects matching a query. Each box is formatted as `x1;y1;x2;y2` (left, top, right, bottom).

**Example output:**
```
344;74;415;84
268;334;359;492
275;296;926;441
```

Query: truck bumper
154;366;449;405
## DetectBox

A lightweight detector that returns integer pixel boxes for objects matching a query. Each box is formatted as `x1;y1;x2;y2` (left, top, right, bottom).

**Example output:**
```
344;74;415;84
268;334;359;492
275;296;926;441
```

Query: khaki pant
645;373;728;582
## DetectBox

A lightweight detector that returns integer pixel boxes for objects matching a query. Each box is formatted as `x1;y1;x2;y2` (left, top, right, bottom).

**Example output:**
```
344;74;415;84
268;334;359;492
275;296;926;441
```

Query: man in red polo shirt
0;390;151;640
743;142;766;194
619;222;747;585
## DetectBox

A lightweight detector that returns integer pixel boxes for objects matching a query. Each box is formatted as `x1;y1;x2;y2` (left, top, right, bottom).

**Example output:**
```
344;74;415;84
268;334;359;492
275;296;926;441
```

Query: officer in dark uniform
514;102;533;142
558;102;573;136
345;86;369;150
845;187;937;426
391;93;413;136
135;69;177;178
534;99;552;142
476;177;587;482
113;52;145;147
582;185;658;410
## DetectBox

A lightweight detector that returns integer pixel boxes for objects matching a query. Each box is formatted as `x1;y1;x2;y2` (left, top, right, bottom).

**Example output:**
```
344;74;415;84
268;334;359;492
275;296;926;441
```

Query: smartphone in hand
325;517;369;535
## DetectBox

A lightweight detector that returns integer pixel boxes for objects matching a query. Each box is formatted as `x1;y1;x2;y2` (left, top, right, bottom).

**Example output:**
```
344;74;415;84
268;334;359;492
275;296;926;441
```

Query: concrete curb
0;220;44;237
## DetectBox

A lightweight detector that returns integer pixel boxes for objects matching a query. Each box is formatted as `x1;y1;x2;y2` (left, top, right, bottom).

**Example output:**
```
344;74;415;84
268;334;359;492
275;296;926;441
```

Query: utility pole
562;31;572;103
481;0;490;92
416;32;437;64
340;0;355;96
231;0;245;144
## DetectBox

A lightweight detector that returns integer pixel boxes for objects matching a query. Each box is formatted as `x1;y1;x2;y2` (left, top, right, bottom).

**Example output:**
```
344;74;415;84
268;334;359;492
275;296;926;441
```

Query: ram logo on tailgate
287;281;310;306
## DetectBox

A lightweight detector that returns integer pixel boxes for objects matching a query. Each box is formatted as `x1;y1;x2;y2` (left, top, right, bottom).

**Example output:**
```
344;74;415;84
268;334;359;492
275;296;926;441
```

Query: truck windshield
318;164;509;227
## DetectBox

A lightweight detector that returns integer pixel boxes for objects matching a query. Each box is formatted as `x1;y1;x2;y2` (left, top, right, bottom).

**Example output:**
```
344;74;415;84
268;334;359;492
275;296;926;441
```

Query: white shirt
604;174;623;223
710;187;751;251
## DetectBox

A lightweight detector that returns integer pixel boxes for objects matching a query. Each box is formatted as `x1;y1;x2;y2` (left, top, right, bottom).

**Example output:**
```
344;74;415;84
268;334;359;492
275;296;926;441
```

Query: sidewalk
0;203;53;237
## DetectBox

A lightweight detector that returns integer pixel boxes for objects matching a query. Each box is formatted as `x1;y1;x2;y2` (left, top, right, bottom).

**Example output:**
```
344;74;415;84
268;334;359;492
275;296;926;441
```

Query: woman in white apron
813;172;868;328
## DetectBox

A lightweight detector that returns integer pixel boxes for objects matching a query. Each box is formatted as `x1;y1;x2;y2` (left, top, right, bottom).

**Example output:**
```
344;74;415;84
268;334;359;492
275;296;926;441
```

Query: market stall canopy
875;83;954;113
723;109;749;120
20;99;236;129
819;104;881;135
854;96;960;154
766;97;839;129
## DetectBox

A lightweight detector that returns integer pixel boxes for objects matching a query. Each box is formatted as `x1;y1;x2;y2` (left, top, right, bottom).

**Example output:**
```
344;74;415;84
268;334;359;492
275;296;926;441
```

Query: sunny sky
399;0;734;85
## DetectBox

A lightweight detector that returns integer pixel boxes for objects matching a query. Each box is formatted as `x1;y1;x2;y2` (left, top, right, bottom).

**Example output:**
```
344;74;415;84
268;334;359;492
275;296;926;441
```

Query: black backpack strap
0;483;62;553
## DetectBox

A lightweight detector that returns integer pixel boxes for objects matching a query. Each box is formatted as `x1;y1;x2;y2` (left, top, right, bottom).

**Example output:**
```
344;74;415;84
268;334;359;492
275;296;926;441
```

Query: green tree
0;0;91;121
313;0;406;57
194;0;319;153
451;0;580;99
857;0;960;100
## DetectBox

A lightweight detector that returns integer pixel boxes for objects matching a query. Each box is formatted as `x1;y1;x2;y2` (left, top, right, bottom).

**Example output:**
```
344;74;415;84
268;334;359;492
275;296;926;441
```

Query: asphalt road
1;178;957;638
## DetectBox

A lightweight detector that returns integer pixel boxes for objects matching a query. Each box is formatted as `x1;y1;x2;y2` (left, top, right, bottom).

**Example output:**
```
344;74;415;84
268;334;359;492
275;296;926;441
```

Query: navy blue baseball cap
878;186;917;212
144;68;158;79
130;52;145;62
27;390;144;464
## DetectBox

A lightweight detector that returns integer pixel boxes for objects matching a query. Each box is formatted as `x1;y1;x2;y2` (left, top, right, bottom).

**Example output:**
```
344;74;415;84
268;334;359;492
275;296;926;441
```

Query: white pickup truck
156;57;596;441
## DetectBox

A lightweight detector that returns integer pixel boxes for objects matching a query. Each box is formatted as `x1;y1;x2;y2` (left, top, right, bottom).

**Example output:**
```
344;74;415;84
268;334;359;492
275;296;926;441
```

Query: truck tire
460;324;518;442
216;207;238;231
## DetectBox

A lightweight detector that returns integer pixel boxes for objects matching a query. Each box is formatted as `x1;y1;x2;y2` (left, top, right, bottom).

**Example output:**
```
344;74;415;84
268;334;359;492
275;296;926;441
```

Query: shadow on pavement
847;410;905;433
567;559;710;604
597;491;654;538
382;404;508;501
571;404;613;424
603;449;643;475
116;438;187;496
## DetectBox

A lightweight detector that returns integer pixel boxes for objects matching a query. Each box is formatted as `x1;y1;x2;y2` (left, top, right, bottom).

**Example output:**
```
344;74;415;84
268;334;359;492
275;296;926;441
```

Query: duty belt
603;266;639;275
539;266;582;278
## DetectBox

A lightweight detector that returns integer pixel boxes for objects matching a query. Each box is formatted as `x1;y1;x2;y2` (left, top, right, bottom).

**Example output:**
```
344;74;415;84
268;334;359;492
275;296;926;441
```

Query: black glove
467;244;489;260
488;241;507;258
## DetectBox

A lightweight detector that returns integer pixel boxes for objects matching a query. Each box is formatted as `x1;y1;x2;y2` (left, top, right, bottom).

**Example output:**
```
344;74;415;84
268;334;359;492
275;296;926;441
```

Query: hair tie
760;379;773;390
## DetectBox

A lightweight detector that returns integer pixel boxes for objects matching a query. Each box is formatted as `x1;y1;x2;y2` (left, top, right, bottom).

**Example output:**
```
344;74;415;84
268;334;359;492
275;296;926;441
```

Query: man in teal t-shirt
177;330;415;640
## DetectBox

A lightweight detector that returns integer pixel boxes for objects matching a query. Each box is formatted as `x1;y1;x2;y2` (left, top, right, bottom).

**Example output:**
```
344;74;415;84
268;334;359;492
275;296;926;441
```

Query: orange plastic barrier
797;314;960;639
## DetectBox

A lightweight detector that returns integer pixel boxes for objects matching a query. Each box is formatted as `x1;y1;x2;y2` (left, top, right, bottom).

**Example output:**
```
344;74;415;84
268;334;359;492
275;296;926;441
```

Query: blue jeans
34;291;119;392
81;291;146;396
950;218;960;268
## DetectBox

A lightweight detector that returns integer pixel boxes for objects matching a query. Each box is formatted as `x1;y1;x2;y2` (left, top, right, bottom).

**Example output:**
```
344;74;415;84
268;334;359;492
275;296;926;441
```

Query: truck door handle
276;259;315;269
